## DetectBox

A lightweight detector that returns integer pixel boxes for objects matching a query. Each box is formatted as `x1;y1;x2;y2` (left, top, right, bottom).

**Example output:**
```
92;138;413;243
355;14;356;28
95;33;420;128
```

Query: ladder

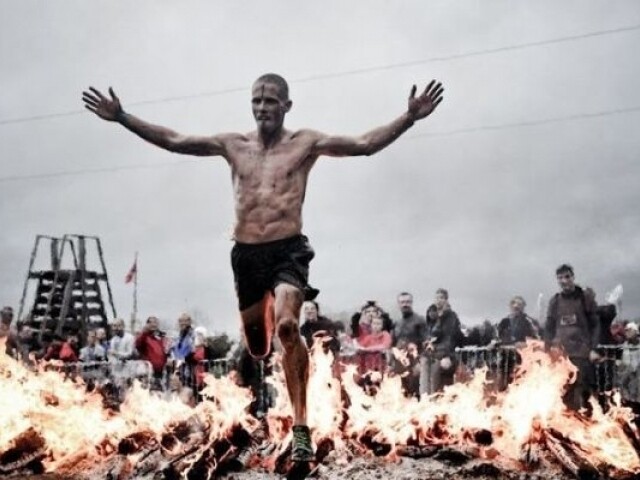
17;234;117;341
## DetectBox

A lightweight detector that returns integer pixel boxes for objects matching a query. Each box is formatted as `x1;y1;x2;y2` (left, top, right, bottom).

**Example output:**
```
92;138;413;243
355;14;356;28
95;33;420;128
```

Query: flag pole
131;251;138;334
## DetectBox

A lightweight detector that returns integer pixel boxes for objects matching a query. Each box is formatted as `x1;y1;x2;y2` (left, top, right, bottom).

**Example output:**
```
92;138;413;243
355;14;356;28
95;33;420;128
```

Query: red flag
125;258;137;284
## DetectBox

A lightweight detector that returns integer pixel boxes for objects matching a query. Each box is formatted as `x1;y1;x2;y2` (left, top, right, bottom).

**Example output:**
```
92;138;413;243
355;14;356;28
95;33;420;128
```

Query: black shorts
231;234;319;311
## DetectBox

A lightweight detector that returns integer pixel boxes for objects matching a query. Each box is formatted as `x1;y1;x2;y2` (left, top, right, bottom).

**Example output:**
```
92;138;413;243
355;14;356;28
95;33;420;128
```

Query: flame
0;340;249;471
1;338;639;477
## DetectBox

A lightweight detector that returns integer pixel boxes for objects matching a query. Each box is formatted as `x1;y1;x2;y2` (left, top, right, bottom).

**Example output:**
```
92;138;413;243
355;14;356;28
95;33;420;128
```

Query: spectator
0;320;19;358
619;322;640;404
355;311;392;373
170;313;195;387
299;301;339;354
135;316;168;390
421;288;464;395
497;296;537;347
192;326;209;389
351;302;375;339
494;296;537;390
108;319;135;362
393;292;426;350
545;264;601;411
16;325;38;361
351;301;393;340
465;320;497;347
57;333;79;363
79;330;106;362
610;320;628;345
1;306;14;327
96;327;110;354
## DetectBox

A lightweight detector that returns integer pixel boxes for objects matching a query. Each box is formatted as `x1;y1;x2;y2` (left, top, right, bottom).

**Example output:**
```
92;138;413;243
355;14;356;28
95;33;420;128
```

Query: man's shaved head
254;73;289;100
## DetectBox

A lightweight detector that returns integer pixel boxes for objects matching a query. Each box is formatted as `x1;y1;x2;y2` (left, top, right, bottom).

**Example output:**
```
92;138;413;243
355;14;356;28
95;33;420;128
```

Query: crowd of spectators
0;263;638;413
0;307;229;406
294;264;637;412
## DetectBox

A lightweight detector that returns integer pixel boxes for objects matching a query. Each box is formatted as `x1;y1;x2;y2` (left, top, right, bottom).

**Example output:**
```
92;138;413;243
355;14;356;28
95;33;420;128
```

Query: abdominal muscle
231;173;307;244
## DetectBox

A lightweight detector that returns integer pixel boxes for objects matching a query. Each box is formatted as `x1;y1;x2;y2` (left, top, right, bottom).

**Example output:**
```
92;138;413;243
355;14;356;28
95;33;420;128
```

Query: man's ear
283;99;292;113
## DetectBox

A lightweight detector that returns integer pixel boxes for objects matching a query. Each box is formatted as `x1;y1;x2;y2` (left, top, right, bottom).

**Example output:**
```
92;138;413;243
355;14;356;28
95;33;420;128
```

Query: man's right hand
82;87;123;122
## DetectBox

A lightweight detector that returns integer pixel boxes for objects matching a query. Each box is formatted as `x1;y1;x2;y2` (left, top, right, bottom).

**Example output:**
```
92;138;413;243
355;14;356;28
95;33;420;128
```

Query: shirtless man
82;74;444;461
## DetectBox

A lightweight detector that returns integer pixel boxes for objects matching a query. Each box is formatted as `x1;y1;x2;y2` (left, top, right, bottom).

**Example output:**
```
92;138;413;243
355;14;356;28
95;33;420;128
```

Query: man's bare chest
229;140;313;183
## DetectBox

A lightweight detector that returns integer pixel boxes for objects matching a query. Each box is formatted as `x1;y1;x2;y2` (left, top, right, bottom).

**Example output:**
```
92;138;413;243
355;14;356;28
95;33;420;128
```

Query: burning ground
1;342;639;479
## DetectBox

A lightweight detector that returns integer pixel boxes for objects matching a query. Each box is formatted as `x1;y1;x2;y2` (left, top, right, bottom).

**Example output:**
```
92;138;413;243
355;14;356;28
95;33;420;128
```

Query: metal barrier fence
43;359;154;385
453;345;519;392
36;346;640;407
172;358;232;388
595;344;640;401
449;344;640;402
39;358;232;401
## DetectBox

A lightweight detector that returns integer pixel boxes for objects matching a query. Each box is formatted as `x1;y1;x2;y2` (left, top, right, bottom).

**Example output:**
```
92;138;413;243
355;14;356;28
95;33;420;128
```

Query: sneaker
291;425;315;462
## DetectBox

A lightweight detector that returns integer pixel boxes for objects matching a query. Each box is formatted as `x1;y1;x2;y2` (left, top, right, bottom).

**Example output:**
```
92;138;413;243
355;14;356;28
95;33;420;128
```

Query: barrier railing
595;344;640;401
34;344;640;407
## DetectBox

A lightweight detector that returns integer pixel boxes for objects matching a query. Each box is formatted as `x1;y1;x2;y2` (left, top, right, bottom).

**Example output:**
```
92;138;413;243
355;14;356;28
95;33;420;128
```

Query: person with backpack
545;264;601;411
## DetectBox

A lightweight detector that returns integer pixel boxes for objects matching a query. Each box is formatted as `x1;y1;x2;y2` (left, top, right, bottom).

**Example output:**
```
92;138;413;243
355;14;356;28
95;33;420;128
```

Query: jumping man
82;74;444;461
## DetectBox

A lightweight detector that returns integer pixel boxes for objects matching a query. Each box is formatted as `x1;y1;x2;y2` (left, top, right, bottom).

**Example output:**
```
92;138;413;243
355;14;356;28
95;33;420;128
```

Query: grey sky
1;1;640;333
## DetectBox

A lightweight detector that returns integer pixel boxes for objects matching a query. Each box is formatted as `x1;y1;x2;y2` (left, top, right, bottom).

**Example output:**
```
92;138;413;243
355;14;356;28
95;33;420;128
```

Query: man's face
113;321;124;336
510;298;525;315
1;308;13;325
303;302;318;322
96;328;106;341
398;295;414;316
556;272;575;293
68;334;78;346
625;327;638;342
86;331;96;345
148;317;159;332
435;293;447;310
251;82;290;134
178;315;191;333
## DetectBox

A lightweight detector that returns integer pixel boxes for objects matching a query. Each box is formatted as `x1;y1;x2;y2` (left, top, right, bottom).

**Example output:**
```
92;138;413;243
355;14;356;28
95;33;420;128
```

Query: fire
0;340;248;473
1;338;639;478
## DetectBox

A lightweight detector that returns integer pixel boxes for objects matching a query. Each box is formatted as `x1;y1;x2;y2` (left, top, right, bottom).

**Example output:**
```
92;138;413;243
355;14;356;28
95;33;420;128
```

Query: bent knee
277;317;300;343
274;283;303;304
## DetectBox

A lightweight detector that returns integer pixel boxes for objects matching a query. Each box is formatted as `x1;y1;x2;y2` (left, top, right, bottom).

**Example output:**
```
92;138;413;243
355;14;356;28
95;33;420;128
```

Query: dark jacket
545;285;600;358
497;313;537;345
393;312;427;348
300;316;339;353
425;305;464;359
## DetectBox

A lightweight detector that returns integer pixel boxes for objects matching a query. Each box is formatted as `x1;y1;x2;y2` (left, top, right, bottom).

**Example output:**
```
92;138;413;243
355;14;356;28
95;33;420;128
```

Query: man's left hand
408;80;444;121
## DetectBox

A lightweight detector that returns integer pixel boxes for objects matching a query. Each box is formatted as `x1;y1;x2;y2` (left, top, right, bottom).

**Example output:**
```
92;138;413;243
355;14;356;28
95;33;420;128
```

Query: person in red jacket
135;316;168;390
44;333;79;363
356;313;392;374
191;326;209;390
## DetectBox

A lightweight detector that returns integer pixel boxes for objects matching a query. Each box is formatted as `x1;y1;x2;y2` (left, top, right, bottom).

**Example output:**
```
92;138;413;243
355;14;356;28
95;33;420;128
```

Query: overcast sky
1;1;640;334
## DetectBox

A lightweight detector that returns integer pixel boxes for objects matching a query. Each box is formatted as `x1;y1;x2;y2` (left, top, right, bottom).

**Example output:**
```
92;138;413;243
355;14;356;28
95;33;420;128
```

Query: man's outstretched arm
82;87;226;157
311;80;444;157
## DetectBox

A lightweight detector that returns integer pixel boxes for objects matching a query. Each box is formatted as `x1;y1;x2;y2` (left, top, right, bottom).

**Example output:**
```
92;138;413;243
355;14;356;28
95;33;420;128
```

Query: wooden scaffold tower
17;234;117;340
